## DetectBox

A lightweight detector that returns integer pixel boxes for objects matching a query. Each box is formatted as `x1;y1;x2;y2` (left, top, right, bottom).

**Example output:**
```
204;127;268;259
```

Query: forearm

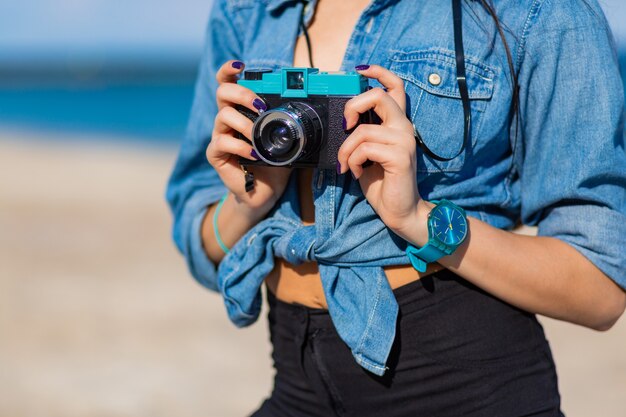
201;192;270;264
403;202;626;331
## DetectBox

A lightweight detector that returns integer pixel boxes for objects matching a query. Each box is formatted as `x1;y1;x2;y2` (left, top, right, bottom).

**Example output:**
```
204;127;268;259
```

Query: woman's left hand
337;64;428;242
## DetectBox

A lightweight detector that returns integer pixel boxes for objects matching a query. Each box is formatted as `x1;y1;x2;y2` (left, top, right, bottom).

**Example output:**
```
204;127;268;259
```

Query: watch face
429;204;468;246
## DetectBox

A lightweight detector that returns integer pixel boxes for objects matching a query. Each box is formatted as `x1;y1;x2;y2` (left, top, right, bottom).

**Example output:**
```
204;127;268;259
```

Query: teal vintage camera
237;67;373;169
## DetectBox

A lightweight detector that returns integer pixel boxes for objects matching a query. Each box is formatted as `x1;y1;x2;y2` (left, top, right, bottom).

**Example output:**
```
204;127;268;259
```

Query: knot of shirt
215;173;414;376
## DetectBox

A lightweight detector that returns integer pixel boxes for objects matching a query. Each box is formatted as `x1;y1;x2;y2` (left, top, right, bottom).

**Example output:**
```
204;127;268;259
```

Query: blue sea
0;60;198;145
0;53;625;145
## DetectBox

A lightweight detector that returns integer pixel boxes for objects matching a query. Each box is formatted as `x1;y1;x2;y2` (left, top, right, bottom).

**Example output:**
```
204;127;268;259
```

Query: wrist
229;192;275;225
202;192;273;263
393;199;434;247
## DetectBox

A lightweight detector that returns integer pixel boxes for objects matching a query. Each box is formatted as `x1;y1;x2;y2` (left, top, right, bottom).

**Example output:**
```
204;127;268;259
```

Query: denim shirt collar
266;0;399;16
265;0;306;13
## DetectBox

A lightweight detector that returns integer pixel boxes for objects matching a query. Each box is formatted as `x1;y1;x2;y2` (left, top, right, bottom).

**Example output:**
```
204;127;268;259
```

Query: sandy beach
1;129;624;417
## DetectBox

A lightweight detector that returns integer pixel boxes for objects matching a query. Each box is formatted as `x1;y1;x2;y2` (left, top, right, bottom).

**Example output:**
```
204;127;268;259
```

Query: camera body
236;67;374;170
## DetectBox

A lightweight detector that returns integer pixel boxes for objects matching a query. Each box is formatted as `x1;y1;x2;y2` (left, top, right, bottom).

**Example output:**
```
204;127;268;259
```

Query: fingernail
351;171;357;180
232;61;244;69
342;116;347;130
355;64;370;71
251;149;259;159
253;98;267;112
336;162;342;175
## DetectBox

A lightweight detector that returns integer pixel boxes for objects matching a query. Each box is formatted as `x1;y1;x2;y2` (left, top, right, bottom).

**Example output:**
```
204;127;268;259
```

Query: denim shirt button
428;73;442;86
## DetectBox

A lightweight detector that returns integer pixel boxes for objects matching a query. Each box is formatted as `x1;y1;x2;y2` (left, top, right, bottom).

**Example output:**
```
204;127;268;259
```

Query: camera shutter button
244;68;273;81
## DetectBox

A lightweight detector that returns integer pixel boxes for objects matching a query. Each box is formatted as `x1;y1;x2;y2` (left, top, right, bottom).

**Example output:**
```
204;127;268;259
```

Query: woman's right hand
206;60;293;220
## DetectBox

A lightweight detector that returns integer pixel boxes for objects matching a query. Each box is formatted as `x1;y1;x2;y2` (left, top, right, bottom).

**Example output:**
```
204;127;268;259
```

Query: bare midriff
264;169;441;309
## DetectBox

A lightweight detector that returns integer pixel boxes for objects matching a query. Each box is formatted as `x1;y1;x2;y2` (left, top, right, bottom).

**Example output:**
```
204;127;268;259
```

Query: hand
206;60;292;220
337;64;430;244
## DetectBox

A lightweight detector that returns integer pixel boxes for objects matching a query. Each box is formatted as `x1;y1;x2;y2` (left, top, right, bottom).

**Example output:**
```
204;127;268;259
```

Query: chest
292;0;372;70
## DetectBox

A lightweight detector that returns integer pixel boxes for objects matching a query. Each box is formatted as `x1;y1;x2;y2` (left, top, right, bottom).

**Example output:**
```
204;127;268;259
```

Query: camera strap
298;0;315;68
416;0;471;162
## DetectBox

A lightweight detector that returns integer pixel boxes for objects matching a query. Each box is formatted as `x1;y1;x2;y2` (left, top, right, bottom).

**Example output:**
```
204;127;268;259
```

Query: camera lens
261;120;298;157
252;102;323;166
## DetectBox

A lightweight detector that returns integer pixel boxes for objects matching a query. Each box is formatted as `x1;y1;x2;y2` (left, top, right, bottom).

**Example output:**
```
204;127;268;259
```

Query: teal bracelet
212;193;230;254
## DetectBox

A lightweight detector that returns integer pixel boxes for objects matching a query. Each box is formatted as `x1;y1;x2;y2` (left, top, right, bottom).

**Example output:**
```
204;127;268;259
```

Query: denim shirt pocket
389;49;495;173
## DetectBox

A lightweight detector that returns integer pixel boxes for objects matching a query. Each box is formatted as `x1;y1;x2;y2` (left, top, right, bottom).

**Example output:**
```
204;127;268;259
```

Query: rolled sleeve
516;1;626;288
180;189;227;292
538;205;626;289
165;0;240;291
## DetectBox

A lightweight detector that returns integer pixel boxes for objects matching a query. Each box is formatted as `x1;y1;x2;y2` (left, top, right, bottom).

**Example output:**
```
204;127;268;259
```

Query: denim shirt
166;0;626;375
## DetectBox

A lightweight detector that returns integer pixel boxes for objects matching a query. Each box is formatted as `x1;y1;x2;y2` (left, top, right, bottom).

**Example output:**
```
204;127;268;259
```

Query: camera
236;67;375;169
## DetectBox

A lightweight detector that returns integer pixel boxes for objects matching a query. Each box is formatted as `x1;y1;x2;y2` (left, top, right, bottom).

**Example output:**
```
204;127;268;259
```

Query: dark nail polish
253;98;267;112
355;64;370;71
342;116;347;131
251;149;259;159
336;162;342;175
232;61;244;69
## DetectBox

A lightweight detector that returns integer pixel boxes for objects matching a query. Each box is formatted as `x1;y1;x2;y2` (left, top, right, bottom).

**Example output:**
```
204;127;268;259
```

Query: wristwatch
406;199;468;272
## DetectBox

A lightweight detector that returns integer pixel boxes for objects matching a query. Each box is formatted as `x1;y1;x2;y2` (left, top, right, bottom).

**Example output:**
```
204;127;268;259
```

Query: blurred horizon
0;0;214;141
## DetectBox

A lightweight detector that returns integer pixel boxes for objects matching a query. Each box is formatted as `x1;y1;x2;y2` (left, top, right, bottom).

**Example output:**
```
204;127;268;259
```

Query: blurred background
0;1;625;416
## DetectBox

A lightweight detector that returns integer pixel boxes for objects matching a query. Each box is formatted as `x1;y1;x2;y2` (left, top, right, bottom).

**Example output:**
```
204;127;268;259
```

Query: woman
166;0;626;415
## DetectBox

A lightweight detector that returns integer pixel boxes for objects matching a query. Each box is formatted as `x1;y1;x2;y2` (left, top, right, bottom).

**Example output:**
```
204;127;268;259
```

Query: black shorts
251;269;563;417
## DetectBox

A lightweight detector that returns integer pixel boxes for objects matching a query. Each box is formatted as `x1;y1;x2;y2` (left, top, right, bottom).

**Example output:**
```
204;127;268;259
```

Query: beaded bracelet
212;193;230;254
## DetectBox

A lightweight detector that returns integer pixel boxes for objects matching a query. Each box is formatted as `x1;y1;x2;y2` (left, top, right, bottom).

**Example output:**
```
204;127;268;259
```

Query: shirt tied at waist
216;172;411;376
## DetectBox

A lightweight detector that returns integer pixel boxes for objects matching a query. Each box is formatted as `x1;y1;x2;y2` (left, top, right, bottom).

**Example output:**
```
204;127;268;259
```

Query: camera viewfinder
287;71;305;90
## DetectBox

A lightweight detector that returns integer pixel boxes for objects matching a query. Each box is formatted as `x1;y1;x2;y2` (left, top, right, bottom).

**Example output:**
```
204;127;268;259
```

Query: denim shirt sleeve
165;0;241;291
516;1;626;289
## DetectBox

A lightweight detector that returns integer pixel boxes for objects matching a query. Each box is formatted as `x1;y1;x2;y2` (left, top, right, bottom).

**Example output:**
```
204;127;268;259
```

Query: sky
0;0;215;61
0;0;624;62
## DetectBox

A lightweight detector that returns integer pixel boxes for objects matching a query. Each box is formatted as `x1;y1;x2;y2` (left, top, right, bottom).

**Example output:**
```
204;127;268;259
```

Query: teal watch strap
406;244;448;272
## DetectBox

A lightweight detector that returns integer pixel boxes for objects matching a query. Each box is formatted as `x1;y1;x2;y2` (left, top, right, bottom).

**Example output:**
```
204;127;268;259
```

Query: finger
214;106;254;141
346;142;402;179
216;82;267;113
355;64;406;112
216;60;245;84
337;124;396;174
344;87;407;129
207;133;258;167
